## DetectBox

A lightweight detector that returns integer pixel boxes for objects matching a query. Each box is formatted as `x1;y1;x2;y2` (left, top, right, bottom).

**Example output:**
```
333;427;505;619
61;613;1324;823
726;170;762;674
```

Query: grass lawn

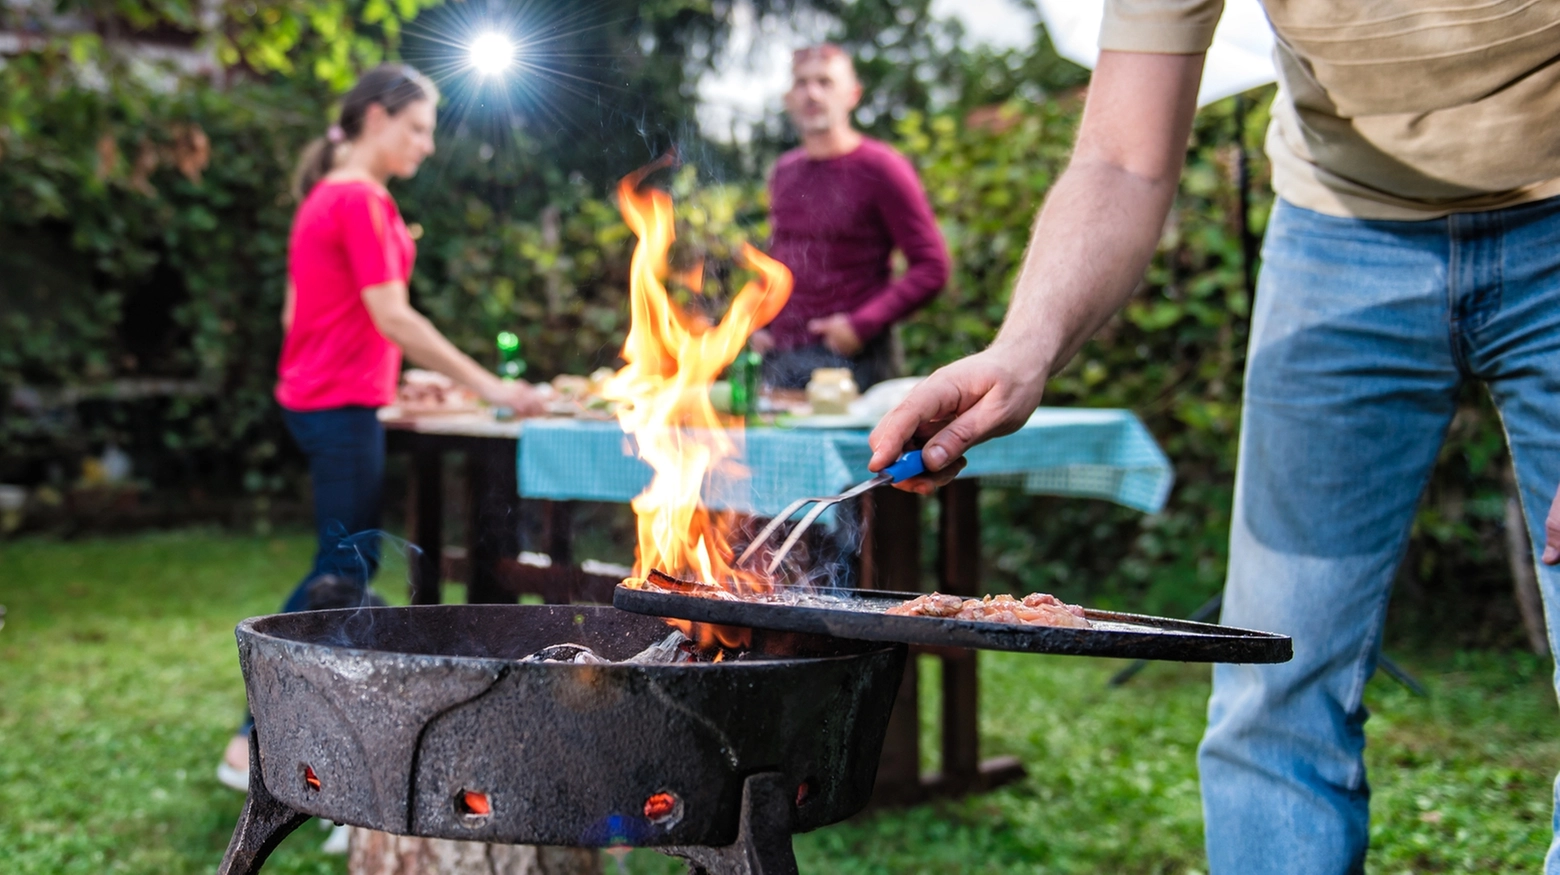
1;530;1556;874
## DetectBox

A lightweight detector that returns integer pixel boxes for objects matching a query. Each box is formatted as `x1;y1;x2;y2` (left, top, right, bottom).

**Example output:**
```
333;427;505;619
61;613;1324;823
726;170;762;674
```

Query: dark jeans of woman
239;406;385;737
278;405;385;612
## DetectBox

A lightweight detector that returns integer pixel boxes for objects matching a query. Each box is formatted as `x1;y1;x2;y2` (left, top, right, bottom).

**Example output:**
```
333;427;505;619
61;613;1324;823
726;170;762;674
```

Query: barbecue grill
220;588;1289;874
218;604;903;875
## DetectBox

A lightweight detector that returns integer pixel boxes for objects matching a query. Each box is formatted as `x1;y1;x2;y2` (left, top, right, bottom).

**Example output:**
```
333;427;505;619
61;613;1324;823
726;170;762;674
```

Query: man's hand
749;329;776;355
807;313;863;356
867;347;1047;492
1543;481;1560;564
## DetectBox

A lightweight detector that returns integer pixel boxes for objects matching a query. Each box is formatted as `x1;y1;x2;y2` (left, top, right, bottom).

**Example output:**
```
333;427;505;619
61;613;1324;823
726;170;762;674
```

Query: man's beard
795;112;834;135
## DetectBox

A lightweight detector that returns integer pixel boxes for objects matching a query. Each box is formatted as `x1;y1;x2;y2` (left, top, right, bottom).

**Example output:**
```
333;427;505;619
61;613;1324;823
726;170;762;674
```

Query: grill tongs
735;450;926;575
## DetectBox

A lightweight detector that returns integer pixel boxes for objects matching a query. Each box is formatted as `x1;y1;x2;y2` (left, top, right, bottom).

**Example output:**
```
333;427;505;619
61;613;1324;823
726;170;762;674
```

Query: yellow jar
805;368;859;415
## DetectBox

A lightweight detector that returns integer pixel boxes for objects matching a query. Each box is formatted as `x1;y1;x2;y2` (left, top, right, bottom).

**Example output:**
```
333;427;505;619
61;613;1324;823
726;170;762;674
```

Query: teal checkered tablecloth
516;408;1172;517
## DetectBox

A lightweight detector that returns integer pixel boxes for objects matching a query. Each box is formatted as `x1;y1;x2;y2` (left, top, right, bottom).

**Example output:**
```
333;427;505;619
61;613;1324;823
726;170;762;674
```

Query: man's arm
832;153;951;346
868;51;1205;482
361;281;545;416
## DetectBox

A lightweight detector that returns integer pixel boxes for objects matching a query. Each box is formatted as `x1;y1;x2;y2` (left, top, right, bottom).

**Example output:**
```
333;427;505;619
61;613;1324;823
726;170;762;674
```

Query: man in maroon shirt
752;44;950;389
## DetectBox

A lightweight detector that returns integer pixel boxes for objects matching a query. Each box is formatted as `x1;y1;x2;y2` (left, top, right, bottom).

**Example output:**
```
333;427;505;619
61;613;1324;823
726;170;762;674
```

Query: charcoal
627;630;696;664
522;643;610;665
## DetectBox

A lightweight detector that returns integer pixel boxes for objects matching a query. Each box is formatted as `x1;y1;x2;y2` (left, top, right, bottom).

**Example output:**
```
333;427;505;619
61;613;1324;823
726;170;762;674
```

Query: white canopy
1036;0;1276;107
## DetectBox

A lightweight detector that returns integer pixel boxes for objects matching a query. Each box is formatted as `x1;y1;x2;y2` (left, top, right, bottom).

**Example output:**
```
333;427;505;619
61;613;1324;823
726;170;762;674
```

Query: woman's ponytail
291;138;337;201
290;64;438;201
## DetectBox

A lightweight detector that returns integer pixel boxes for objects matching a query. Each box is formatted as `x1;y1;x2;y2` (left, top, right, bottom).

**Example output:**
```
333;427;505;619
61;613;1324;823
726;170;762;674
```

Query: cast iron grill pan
614;582;1292;664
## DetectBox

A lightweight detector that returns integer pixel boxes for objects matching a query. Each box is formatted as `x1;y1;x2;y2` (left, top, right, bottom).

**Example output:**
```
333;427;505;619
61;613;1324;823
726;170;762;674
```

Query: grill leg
658;772;798;875
218;732;312;875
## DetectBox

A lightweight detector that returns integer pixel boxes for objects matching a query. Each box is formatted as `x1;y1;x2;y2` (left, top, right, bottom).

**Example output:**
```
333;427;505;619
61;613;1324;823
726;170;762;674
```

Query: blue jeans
239;406;385;737
279;405;384;612
1199;198;1560;873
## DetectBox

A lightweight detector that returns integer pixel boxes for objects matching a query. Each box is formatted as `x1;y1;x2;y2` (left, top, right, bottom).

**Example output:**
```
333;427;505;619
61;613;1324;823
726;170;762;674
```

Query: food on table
887;591;1091;629
546;368;621;417
550;374;591;397
396;369;479;414
805;367;858;415
709;380;734;413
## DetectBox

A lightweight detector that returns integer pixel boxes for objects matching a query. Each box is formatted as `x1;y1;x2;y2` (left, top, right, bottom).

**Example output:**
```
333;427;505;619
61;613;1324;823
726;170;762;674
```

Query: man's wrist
987;332;1059;381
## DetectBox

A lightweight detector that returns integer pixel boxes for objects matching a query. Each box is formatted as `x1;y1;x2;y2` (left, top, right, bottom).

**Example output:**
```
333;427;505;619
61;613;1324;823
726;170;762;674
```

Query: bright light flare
468;31;515;76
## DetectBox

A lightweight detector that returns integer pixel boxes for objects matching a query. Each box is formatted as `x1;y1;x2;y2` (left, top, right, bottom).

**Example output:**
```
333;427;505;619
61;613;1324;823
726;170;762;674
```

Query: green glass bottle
741;348;762;417
728;347;763;419
496;331;526;380
492;331;526;420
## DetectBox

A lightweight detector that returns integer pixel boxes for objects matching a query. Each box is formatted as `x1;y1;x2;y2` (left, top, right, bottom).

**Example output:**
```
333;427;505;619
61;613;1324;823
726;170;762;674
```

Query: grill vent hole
457;790;492;819
303;765;321;792
643;791;683;827
796;780;814;807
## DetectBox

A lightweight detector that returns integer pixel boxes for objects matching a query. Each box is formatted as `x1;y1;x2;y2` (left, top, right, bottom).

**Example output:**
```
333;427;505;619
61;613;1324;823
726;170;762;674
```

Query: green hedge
0;52;1520;641
3;50;317;495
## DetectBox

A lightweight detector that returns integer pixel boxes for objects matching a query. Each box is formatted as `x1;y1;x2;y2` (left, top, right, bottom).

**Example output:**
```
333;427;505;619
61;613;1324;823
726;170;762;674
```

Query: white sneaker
322;823;350;854
216;761;249;792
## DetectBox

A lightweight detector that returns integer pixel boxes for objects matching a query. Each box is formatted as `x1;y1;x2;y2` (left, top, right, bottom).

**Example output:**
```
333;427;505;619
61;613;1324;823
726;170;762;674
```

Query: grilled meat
887;591;1090;629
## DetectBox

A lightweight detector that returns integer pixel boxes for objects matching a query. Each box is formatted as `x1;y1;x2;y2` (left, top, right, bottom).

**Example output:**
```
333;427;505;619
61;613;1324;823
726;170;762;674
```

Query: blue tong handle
881;450;926;483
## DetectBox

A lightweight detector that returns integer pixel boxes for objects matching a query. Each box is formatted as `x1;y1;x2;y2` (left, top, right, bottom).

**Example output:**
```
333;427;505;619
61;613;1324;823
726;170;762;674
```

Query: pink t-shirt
276;180;414;411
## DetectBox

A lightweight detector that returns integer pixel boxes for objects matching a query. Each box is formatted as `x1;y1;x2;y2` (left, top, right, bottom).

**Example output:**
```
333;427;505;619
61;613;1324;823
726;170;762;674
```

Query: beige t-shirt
1101;0;1560;219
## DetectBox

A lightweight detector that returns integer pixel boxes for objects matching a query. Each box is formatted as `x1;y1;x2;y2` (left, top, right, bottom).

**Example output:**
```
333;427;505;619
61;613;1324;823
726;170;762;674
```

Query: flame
603;158;792;649
670;257;705;293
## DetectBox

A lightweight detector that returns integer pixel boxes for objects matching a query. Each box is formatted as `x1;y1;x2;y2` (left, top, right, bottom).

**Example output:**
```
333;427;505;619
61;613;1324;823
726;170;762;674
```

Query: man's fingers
920;392;1017;471
892;458;967;494
869;375;969;470
1544;484;1560;564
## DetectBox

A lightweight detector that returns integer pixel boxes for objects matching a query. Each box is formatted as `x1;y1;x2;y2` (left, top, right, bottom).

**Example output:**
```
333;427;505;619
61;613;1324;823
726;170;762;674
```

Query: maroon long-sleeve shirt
765;137;949;350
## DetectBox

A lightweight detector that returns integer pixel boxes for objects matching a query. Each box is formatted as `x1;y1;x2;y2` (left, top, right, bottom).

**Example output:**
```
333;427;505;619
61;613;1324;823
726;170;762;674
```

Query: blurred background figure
752;44;950;391
217;63;545;818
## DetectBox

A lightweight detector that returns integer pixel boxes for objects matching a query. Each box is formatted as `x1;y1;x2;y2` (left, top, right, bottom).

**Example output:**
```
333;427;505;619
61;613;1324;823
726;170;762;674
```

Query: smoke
731;497;865;594
301;526;424;648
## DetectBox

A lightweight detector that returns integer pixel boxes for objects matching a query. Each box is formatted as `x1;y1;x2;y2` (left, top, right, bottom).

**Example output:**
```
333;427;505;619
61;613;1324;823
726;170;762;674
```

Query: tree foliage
0;1;1524;644
0;0;776;493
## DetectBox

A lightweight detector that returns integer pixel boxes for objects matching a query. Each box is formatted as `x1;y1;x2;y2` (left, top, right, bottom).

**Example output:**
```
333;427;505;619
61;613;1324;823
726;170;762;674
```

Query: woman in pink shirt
219;64;543;797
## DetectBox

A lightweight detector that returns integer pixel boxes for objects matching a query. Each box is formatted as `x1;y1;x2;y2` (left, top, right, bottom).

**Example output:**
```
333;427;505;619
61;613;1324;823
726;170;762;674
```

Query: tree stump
348;829;600;875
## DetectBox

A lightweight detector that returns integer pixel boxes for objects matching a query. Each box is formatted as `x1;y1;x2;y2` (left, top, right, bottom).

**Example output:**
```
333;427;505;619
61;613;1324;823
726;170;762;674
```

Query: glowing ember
605;156;792;648
461;790;492;816
643;791;680;822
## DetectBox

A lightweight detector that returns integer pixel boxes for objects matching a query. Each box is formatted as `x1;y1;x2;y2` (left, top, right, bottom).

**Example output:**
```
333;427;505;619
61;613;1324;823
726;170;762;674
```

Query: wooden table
382;415;608;607
858;480;1027;803
383;410;1170;807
